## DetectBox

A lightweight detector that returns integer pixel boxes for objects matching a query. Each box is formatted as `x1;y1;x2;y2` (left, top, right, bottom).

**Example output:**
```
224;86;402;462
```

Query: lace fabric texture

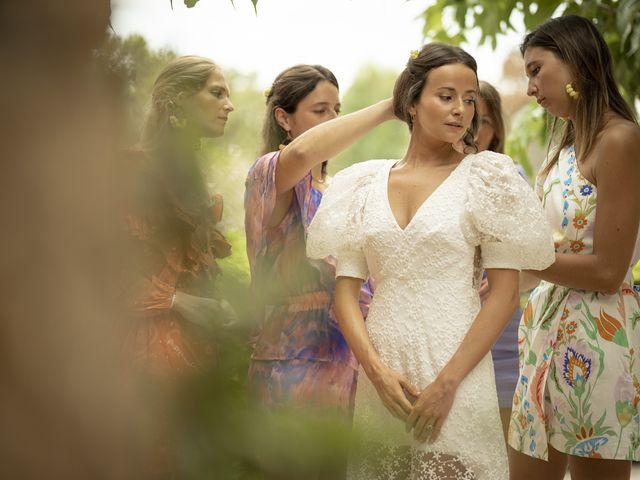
350;442;477;480
307;151;555;479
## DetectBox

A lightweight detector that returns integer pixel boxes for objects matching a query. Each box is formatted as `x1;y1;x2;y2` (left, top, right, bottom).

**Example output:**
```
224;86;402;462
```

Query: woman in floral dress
244;64;374;479
124;55;236;377
244;65;373;414
122;56;236;478
508;16;640;480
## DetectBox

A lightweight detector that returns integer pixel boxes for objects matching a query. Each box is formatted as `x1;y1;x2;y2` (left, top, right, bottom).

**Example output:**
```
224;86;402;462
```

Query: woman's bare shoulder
598;117;640;151
594;117;640;180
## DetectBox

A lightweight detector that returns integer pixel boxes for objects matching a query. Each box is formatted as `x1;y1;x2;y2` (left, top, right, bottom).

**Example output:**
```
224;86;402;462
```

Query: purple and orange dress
244;151;372;414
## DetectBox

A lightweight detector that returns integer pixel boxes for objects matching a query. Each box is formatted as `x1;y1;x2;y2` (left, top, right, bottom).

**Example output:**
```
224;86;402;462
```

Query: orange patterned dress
121;149;232;378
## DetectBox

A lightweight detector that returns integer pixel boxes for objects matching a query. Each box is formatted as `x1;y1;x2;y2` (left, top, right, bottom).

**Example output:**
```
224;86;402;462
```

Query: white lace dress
307;151;555;480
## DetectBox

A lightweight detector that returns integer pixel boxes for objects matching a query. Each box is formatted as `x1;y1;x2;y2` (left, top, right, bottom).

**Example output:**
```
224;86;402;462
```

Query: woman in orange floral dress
123;56;237;378
121;55;237;479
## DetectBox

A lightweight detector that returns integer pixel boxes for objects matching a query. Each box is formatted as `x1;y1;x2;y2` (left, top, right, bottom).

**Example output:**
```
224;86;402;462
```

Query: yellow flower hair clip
263;87;272;98
410;49;420;59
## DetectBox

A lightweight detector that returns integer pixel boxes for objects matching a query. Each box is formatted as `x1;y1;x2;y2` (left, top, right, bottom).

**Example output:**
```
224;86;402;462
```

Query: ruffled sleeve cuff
306;159;391;272
465;151;555;271
335;248;369;280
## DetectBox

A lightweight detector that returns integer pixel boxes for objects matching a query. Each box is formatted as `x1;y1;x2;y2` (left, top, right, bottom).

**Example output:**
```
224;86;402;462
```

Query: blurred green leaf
505;101;548;180
330;64;409;173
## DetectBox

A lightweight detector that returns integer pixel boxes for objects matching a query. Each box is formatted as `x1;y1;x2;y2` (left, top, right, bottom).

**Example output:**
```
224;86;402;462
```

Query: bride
283;42;555;479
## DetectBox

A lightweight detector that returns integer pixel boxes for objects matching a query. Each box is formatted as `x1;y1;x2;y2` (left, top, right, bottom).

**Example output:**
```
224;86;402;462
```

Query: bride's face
409;63;478;145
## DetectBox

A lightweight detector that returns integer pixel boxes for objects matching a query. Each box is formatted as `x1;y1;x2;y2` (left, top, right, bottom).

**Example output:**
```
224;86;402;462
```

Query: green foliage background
331;65;410;173
108;2;640;476
175;0;640;179
180;0;640;110
421;0;640;107
100;34;414;302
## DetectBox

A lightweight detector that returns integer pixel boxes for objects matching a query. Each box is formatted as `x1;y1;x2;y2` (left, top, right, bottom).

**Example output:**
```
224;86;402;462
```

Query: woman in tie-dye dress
508;16;640;480
244;65;372;418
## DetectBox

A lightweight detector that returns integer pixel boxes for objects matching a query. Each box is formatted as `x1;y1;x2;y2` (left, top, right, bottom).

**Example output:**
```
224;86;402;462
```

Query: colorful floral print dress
244;151;373;414
509;145;640;461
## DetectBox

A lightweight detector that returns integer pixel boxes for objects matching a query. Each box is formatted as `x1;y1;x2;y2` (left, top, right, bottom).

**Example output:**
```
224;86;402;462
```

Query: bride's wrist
435;367;462;393
365;360;387;386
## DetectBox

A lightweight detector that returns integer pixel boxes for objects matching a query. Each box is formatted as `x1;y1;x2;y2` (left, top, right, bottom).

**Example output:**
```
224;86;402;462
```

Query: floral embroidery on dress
509;145;640;461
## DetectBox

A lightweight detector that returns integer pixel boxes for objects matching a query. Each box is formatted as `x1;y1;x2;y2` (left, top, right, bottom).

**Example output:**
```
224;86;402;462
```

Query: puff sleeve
465;151;555;271
307;160;390;280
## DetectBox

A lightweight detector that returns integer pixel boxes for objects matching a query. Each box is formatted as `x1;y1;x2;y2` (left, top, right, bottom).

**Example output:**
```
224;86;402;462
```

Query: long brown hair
393;42;479;154
132;56;227;267
521;15;637;175
478;81;505;153
261;64;339;178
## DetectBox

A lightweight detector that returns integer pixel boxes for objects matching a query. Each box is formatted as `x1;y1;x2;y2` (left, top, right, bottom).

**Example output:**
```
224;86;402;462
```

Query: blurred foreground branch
0;2;152;478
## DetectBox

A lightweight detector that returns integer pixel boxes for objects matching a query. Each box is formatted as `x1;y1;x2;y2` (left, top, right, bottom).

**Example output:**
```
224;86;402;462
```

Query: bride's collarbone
388;167;455;203
386;173;454;230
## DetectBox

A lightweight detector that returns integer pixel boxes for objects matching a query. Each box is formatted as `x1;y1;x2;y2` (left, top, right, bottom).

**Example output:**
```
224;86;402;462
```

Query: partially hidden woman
244;65;373;414
300;43;555;479
508;15;640;480
476;80;525;442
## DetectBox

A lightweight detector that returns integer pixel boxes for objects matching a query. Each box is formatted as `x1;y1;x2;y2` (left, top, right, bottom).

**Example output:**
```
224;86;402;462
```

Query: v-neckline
383;156;468;233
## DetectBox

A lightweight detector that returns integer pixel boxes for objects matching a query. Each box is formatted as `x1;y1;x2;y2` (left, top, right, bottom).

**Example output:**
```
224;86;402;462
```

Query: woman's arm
274;98;395;194
335;276;419;421
406;268;519;442
527;127;640;294
172;291;238;330
519;271;540;292
479;271;539;305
